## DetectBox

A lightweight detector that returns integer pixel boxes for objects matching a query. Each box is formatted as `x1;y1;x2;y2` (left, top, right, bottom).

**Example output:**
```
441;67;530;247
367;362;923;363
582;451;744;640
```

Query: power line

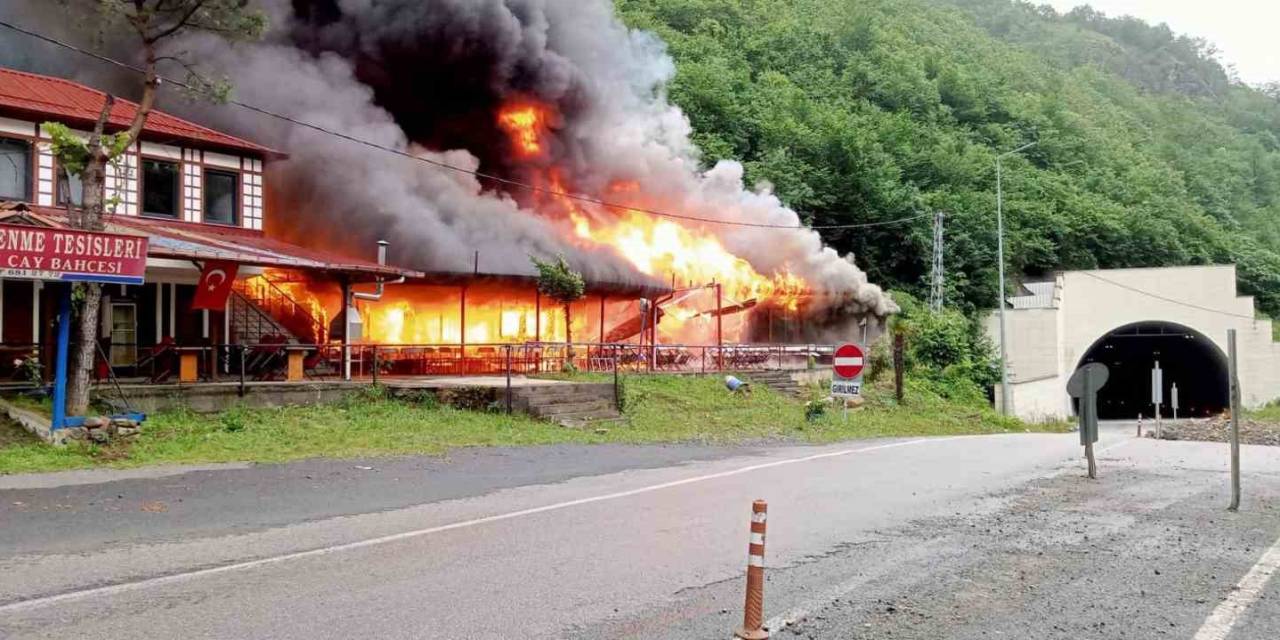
0;19;930;233
1078;271;1259;321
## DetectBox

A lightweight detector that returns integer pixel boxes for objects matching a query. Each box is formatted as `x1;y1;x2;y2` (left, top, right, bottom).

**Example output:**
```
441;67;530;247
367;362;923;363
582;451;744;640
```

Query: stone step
514;387;615;399
513;392;615;405
511;383;613;396
554;412;626;429
526;399;617;416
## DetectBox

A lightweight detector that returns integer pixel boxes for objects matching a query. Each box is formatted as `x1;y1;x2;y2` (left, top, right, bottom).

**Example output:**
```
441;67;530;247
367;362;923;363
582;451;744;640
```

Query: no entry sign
831;343;865;398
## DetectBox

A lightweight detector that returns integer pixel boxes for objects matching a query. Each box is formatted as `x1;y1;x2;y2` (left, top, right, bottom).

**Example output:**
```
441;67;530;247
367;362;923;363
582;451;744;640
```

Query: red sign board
833;343;866;379
191;260;239;311
0;223;148;285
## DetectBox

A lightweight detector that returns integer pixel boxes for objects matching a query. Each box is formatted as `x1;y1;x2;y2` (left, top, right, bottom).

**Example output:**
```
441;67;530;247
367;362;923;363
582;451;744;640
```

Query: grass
0;374;1068;475
1247;401;1280;423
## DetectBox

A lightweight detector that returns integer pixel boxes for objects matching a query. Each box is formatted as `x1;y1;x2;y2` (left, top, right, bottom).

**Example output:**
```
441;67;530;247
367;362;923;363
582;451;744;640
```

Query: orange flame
494;98;810;334
497;101;552;158
545;171;806;313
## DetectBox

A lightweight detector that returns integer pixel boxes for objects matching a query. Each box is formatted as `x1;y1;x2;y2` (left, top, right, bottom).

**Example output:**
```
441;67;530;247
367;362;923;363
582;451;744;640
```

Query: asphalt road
2;430;1278;639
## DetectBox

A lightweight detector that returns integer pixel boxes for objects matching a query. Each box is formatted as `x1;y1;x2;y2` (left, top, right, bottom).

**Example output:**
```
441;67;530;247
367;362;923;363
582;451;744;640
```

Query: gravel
1150;415;1280;446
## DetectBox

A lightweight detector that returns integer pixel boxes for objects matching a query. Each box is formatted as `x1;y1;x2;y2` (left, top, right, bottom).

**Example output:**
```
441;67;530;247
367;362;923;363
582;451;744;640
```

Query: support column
32;280;42;347
535;290;541;342
599;295;606;344
341;280;352;381
169;283;177;340
460;285;467;350
154;281;163;342
51;284;71;430
458;285;467;374
716;283;724;370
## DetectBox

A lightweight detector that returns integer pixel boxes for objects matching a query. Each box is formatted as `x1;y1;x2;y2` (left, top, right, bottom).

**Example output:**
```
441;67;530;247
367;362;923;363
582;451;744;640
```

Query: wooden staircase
229;292;298;344
511;383;624;428
231;277;326;345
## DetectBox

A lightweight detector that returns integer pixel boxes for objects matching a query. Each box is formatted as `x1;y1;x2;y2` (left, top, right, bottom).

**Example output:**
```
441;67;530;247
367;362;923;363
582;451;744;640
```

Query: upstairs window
142;159;179;218
57;171;83;207
0;137;32;202
204;169;238;225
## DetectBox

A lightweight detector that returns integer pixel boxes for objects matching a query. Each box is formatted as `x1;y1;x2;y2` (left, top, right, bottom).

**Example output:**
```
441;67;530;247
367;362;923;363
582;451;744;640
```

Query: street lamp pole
995;141;1037;416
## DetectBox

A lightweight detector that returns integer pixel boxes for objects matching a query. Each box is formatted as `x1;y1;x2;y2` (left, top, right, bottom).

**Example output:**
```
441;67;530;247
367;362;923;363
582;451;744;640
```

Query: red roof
0;203;419;280
0;67;275;156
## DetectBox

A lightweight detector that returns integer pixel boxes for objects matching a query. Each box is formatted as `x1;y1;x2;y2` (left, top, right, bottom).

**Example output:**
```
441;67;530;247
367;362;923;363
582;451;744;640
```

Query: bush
804;399;827;422
220;406;248;433
888;290;999;392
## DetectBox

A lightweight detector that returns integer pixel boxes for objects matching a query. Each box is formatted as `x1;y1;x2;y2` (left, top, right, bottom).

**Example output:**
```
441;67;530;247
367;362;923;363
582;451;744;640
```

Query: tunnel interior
1075;322;1229;420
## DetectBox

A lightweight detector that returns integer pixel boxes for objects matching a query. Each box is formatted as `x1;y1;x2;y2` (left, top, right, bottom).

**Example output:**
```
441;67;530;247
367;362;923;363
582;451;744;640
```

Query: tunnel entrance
1076;322;1229;420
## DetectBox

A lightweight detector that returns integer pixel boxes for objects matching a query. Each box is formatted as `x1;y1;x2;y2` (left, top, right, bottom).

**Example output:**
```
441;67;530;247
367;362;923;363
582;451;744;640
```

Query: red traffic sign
833;343;865;379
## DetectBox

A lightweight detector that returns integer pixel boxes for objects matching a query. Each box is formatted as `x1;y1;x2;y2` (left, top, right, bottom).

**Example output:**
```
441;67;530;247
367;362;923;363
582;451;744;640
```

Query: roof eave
0;105;282;159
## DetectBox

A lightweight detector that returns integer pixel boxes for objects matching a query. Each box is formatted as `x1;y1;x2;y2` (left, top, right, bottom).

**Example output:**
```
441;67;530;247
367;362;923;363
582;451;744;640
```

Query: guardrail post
734;500;769;640
1229;329;1241;511
505;345;513;414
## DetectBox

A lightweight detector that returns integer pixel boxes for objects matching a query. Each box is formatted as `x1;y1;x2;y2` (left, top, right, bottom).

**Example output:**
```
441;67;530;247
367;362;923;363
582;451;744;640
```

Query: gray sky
1043;1;1280;86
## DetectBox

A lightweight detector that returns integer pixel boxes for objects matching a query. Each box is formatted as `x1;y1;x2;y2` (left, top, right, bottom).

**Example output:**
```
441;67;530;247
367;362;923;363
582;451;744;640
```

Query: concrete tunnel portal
1076;321;1229;420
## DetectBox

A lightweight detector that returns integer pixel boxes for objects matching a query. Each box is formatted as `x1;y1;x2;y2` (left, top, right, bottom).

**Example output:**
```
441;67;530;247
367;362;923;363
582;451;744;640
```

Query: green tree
51;0;265;416
617;0;1280;324
531;254;586;351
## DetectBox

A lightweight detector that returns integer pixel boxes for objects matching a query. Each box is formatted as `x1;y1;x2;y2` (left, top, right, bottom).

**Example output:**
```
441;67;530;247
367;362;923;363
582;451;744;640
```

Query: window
57;171;83;207
0;137;32;202
204;168;238;225
142;159;179;217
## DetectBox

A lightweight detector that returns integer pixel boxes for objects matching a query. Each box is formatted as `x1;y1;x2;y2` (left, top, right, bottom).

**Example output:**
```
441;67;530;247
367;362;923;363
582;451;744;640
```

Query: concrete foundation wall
100;382;364;414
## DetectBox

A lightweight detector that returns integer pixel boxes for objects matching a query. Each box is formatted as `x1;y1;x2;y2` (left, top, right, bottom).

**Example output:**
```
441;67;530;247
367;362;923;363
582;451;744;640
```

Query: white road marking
1192;531;1280;640
1094;438;1132;459
0;437;966;614
833;357;864;367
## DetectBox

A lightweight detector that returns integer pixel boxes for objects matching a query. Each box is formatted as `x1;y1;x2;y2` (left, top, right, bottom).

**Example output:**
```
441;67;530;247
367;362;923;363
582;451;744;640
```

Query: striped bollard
735;500;769;640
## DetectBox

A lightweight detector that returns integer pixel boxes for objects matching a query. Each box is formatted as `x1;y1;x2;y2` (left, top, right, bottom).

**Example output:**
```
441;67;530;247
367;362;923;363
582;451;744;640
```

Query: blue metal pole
51;284;71;431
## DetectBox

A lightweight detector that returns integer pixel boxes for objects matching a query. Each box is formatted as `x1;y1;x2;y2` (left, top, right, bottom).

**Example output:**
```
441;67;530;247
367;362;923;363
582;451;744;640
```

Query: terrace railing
76;341;835;385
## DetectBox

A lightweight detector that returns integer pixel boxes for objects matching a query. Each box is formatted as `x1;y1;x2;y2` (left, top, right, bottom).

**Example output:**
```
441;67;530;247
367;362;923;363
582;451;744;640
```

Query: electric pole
930;211;946;313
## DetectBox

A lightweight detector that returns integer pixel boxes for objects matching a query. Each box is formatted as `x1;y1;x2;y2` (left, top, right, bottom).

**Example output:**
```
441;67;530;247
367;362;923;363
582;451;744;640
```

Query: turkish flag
191;261;239;311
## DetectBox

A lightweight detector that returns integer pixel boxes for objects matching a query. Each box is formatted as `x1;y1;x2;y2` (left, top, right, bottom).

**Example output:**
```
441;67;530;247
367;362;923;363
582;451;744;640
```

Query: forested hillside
617;0;1280;317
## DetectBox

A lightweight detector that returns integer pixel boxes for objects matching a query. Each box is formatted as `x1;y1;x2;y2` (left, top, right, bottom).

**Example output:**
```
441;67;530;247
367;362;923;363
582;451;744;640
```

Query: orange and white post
735;499;769;640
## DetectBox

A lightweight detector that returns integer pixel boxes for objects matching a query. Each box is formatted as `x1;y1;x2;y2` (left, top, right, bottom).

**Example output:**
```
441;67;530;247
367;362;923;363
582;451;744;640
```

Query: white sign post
1152;361;1164;438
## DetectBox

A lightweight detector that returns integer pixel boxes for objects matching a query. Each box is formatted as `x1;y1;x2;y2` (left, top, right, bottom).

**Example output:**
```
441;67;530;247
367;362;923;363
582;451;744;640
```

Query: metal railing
1;340;836;390
233;278;326;344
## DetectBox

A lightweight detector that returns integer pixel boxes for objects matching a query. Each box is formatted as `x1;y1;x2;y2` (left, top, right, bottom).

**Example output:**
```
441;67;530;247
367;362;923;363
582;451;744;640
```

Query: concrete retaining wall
99;382;365;414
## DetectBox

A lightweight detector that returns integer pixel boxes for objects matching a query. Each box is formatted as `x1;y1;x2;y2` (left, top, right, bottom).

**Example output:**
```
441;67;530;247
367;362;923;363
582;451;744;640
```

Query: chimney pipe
354;239;405;301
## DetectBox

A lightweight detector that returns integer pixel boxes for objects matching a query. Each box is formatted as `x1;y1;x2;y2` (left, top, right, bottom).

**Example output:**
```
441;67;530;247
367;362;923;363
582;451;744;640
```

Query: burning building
240;0;896;348
0;0;897;379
